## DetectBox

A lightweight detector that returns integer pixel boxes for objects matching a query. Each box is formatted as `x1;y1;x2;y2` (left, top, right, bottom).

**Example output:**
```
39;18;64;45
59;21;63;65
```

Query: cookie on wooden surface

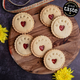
44;49;65;71
14;34;33;56
40;5;61;27
12;12;34;33
51;16;73;38
31;35;52;58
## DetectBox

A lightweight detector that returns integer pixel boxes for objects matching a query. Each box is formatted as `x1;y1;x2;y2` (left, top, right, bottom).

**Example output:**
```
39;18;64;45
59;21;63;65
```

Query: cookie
31;35;52;58
51;16;73;38
40;5;61;27
12;12;34;33
14;34;33;56
44;49;65;71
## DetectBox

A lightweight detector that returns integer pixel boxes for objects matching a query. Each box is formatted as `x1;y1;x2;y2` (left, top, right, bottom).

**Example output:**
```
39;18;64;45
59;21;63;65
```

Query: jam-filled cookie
51;16;73;38
44;49;65;71
31;35;52;58
12;12;34;33
40;5;61;27
14;34;33;56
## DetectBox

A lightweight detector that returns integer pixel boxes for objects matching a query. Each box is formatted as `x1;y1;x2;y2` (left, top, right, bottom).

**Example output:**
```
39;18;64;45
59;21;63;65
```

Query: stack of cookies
12;5;73;71
40;5;72;39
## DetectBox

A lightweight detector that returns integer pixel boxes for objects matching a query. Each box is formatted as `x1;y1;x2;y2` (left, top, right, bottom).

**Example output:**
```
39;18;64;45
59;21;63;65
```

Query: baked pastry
14;34;33;56
12;12;34;33
51;16;73;38
44;49;65;71
40;5;61;27
31;35;52;58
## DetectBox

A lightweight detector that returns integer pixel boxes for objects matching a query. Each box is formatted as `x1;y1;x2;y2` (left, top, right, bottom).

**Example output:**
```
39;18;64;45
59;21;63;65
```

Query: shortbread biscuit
44;49;65;71
40;5;61;27
12;12;34;33
31;35;52;58
14;34;33;56
51;16;73;38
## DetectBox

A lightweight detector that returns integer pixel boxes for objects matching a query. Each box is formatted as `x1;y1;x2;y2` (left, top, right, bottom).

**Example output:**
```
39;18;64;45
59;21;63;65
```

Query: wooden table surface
8;5;80;74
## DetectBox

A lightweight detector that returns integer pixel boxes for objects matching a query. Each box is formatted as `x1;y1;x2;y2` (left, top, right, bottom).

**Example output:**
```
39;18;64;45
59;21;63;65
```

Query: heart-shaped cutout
59;25;65;31
52;59;57;64
23;43;28;49
48;14;54;20
39;45;44;51
21;21;26;27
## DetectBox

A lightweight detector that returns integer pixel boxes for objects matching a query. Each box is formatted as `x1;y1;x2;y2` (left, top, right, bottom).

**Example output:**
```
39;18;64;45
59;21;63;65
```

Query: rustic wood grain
8;5;80;74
